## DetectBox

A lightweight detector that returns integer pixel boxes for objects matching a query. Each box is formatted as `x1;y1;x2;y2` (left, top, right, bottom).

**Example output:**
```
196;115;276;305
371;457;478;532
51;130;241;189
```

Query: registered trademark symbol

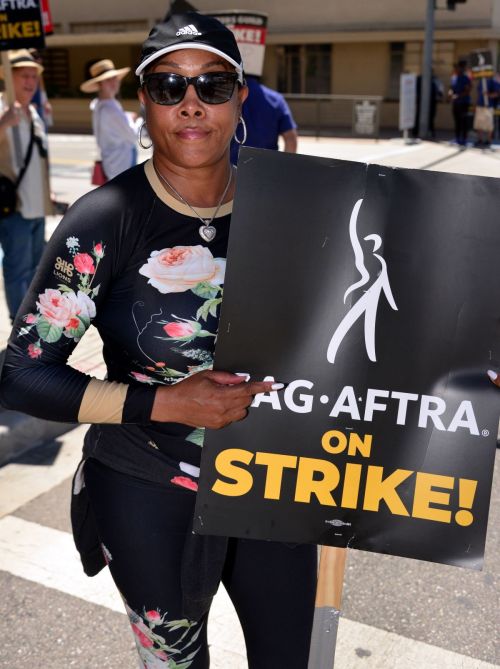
482;429;490;437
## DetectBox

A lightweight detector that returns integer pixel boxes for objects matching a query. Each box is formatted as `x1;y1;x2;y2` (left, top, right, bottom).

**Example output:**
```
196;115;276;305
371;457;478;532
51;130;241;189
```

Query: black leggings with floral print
84;458;317;669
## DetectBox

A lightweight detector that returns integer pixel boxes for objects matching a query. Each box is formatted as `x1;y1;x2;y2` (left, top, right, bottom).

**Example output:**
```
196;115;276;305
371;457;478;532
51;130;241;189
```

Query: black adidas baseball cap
136;12;244;83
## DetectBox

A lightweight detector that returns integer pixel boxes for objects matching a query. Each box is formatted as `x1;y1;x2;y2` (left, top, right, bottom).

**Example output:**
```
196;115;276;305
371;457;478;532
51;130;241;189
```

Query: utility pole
418;0;435;139
418;0;467;138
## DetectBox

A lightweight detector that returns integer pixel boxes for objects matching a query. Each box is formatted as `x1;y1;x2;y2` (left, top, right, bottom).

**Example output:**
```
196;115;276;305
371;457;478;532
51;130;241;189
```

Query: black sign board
469;49;494;79
0;0;45;51
194;148;500;570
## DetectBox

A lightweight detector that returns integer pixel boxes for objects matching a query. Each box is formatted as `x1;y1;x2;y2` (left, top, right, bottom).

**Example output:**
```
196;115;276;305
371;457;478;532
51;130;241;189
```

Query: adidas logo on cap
176;24;202;36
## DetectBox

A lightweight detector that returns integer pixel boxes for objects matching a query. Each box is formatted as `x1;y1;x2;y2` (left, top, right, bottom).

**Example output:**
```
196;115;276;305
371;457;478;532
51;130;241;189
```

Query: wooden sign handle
315;545;347;609
307;546;348;669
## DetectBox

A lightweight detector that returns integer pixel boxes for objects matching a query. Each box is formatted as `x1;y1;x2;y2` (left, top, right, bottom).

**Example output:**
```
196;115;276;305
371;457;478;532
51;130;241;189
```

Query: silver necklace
154;164;233;243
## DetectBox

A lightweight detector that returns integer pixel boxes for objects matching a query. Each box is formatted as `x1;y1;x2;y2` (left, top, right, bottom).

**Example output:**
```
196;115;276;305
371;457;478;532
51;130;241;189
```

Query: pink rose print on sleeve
73;253;95;275
18;238;105;357
37;289;77;328
32;288;96;342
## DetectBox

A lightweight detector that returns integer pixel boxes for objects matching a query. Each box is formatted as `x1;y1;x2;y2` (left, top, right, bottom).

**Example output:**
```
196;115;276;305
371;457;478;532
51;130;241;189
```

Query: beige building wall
332;43;389;96
262;46;279;87
42;0;500;133
49;0;497;33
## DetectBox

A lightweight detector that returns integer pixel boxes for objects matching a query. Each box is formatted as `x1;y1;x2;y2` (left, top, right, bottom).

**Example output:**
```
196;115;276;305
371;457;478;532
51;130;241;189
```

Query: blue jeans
0;212;45;321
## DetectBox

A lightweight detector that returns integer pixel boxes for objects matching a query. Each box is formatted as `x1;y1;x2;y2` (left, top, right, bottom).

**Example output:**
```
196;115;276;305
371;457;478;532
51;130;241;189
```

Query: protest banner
0;0;45;51
194;148;500;571
208;11;268;77
469;49;494;79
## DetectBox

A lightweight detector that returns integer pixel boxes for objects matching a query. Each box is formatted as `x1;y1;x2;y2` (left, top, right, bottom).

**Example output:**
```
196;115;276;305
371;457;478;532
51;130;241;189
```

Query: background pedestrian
230;73;298;164
448;59;472;147
0;49;54;322
412;70;443;139
80;59;142;181
473;74;499;147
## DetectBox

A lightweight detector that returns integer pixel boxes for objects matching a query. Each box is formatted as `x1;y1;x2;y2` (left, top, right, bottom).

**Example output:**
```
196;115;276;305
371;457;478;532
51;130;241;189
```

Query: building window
277;44;332;94
388;42;405;100
41;48;70;97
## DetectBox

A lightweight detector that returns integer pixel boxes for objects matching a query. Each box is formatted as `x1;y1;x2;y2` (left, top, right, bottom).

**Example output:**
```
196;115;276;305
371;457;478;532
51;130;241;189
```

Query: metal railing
283;93;384;139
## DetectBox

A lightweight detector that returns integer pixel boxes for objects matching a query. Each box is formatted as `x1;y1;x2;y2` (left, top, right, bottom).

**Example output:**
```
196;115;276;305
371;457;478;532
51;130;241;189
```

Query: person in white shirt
0;49;54;322
80;59;142;181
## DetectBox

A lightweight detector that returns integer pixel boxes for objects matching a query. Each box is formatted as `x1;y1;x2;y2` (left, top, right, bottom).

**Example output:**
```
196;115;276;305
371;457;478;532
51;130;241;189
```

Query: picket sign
0;50;22;168
307;546;348;668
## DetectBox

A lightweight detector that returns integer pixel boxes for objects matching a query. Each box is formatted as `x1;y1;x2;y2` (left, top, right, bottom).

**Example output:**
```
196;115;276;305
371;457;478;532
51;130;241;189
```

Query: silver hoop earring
234;116;247;145
139;122;153;149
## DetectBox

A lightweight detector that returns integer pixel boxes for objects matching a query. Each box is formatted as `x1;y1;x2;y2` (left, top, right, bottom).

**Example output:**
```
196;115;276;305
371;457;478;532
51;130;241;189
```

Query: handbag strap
14;119;35;188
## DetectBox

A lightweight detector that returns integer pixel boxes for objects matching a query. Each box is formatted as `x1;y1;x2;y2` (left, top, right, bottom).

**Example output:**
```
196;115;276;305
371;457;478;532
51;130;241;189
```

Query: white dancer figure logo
327;198;398;364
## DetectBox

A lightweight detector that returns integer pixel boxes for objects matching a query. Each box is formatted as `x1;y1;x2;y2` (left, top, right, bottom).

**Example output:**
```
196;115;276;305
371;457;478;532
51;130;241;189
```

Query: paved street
0;133;498;668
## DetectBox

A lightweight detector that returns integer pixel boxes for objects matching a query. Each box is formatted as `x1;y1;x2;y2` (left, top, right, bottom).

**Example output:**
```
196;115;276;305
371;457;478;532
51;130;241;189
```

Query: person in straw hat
0;49;54;322
80;58;142;181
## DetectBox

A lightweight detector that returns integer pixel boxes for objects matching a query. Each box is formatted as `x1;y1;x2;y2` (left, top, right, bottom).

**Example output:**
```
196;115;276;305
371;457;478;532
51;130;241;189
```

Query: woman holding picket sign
0;13;317;668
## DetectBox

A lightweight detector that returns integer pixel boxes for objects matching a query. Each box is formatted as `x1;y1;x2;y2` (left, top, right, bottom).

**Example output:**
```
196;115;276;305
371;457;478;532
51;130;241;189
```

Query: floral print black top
0;160;233;489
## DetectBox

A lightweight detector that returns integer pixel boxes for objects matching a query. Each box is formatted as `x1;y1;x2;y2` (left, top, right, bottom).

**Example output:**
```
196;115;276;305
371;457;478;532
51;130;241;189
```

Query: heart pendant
199;224;216;242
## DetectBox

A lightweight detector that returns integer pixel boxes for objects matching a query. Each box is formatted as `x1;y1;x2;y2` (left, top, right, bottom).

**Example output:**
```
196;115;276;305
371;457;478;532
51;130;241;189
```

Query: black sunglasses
142;71;239;106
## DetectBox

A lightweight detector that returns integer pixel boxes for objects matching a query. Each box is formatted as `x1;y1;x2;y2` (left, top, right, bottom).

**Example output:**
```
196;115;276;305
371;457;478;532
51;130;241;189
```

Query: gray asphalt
9;432;499;665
